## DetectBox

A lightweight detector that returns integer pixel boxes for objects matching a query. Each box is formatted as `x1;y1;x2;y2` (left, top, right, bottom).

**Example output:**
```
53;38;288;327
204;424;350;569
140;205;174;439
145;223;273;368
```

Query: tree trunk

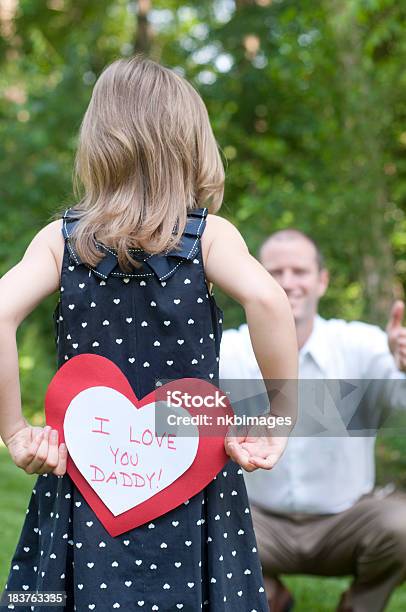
134;0;153;55
329;1;395;326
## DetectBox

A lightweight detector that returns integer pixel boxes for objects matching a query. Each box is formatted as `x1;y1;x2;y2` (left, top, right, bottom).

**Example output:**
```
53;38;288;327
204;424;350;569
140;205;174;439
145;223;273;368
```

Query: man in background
220;229;406;612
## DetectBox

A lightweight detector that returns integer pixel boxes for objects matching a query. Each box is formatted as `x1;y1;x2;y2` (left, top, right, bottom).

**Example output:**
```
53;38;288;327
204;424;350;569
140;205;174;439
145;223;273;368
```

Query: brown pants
251;492;406;612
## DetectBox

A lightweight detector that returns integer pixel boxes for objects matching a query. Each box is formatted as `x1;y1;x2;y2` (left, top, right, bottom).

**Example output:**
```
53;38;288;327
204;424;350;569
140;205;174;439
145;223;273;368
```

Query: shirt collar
299;315;330;374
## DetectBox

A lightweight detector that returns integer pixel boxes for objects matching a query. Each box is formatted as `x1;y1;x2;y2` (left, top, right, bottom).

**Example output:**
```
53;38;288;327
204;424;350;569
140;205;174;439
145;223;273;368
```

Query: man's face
260;237;329;325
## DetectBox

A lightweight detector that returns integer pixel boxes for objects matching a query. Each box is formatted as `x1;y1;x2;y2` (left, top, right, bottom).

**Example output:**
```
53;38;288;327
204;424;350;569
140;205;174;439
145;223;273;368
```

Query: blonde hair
58;55;224;272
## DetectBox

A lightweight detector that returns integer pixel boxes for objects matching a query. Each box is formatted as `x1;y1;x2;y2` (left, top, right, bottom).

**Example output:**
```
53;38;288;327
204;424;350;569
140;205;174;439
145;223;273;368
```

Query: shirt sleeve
347;321;406;413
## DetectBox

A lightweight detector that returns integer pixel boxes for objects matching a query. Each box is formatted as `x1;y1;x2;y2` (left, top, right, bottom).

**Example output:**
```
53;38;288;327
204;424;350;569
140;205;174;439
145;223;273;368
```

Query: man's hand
386;300;406;372
5;424;68;476
224;425;288;472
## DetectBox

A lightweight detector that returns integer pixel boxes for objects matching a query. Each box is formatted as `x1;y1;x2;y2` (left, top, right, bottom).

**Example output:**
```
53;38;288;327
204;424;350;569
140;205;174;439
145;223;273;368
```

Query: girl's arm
0;220;67;475
202;215;298;471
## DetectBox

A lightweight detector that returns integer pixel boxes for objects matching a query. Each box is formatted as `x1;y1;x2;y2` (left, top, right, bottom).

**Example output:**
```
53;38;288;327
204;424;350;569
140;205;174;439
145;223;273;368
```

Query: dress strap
61;207;208;282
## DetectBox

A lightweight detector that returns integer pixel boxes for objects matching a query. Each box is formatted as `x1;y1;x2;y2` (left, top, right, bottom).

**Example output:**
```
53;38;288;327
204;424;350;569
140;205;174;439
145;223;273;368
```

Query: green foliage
0;0;405;412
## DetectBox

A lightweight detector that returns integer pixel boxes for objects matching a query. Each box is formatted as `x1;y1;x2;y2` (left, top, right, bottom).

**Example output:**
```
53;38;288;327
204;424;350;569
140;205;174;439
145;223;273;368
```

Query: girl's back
4;204;268;611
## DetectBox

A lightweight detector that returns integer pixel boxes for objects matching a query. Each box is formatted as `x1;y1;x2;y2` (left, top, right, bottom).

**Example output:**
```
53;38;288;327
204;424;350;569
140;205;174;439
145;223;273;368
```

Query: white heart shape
114;299;120;304
126;318;133;323
125;581;132;587
64;387;199;516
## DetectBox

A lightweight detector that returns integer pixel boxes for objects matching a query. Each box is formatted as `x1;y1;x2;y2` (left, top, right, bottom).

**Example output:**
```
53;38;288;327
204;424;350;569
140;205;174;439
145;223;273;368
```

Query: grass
1;440;406;610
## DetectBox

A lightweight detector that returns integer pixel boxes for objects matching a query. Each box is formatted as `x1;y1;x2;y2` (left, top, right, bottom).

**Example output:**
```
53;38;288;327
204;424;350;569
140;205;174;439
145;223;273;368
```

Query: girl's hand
5;424;68;476
224;426;288;472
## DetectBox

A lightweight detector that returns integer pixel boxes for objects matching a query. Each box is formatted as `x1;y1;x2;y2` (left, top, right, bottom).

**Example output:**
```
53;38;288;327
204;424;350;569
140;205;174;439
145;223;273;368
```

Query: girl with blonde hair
1;55;297;610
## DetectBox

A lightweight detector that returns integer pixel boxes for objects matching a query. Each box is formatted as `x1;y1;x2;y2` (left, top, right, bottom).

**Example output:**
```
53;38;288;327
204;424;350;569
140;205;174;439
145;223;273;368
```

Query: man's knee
362;497;406;572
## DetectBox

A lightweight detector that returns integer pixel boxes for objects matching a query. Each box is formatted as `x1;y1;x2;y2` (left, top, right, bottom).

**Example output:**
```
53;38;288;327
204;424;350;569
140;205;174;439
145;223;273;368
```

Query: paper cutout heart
45;354;231;536
64;386;199;516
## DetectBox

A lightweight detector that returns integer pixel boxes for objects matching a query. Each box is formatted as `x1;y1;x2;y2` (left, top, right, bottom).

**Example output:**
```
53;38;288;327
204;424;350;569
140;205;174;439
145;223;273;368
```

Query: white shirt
219;316;406;514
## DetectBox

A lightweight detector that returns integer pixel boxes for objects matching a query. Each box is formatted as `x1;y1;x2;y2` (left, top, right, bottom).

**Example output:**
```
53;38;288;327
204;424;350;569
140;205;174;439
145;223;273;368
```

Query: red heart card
45;354;231;536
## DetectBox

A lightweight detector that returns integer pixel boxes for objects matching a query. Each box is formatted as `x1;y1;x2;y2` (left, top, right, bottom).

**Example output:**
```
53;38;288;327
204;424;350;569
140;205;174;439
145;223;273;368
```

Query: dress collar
62;207;208;282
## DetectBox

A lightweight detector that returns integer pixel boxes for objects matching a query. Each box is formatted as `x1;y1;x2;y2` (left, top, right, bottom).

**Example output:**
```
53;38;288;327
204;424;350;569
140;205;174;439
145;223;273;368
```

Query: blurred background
0;0;405;608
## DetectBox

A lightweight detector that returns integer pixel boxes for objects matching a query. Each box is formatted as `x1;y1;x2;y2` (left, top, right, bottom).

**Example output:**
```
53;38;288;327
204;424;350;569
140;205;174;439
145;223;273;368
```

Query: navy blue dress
4;208;268;611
